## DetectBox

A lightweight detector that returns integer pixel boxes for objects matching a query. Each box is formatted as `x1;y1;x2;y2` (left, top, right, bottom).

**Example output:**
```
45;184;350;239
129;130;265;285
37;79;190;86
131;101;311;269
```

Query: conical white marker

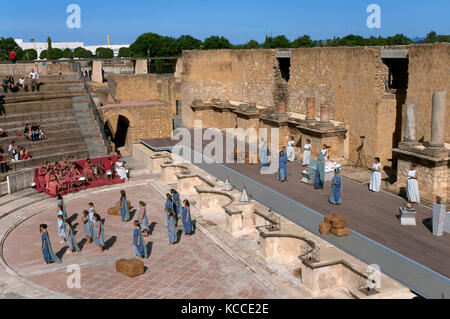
240;186;250;202
222;177;232;191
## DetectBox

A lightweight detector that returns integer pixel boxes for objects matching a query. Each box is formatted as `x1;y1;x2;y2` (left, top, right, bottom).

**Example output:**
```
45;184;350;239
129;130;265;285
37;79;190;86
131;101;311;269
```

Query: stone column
305;97;315;121
92;60;103;83
430;90;447;148
277;100;286;113
135;59;148;74
320;103;330;123
403;102;417;143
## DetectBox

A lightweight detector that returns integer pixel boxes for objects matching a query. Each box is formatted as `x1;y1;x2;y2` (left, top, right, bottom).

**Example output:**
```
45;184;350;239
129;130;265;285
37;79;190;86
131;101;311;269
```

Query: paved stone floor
2;183;277;299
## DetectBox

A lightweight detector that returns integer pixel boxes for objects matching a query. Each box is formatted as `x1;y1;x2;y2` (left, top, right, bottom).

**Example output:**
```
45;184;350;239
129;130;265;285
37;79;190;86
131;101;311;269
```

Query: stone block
399;207;416;226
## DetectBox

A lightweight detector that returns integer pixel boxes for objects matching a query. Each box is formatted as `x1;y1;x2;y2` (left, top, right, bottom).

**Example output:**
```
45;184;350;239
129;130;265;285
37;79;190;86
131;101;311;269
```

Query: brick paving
2;183;277;299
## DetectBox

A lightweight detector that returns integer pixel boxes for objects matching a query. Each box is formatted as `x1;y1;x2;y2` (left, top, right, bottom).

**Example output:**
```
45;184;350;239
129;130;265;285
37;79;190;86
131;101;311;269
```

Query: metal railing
74;62;112;155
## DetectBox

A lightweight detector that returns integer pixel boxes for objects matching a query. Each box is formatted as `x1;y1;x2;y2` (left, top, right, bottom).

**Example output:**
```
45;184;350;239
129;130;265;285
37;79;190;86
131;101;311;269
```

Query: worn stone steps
0;109;91;124
4;91;85;104
0;114;92;130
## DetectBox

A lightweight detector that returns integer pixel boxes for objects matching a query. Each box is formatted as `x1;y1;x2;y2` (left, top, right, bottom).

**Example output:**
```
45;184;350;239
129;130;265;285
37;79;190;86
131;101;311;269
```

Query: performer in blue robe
167;209;177;245
329;168;342;205
119;190;130;222
313;152;325;189
81;210;93;243
182;199;193;236
170;189;182;221
164;193;173;227
92;213;105;252
259;138;269;170
57;214;66;244
278;148;288;182
138;201;149;237
65;221;80;253
133;220;148;258
56;194;67;221
40;224;61;264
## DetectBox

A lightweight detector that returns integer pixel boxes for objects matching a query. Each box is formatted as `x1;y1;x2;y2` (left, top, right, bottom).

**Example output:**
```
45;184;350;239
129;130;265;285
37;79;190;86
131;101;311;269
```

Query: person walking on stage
287;136;296;162
164;193;173;227
81;210;93;243
40;224;61;264
167;209;177;245
133;220;148;259
313;152;325;190
369;157;382;192
119;190;130;222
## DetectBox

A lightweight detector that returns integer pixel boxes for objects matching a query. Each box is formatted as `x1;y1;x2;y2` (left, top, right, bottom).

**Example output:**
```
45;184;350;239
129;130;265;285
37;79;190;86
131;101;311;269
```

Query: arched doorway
114;115;130;148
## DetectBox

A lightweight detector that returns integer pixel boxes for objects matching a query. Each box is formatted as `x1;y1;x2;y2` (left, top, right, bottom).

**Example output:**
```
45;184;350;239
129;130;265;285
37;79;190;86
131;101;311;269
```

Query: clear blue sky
1;0;449;45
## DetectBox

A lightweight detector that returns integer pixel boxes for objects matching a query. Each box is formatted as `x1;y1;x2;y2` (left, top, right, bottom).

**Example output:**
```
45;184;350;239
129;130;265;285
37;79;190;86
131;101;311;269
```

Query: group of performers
40;187;193;264
164;189;193;245
35;156;128;196
262;136;421;207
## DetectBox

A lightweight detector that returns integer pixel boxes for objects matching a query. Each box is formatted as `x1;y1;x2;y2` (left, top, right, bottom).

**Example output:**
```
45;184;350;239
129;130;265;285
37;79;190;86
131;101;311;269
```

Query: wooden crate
331;227;350;237
331;220;346;229
319;222;331;235
116;258;144;277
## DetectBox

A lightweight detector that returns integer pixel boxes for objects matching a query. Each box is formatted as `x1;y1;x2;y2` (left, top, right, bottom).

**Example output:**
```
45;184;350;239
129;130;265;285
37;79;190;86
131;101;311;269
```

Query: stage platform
140;135;450;299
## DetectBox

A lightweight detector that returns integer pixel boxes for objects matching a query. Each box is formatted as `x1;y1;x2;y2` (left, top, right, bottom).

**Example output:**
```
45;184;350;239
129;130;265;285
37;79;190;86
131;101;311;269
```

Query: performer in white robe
369;157;382;192
321;144;329;161
115;159;128;180
406;164;420;205
302;139;311;170
287;136;296;162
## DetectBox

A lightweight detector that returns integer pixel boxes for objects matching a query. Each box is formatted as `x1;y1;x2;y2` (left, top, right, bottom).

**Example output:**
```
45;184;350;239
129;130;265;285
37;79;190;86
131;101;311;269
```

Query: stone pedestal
277;101;286;113
301;170;313;184
429;90;446;149
399;207;416;226
92;60;103;83
403;102;418;145
320;104;330;123
305;97;316;121
432;203;450;236
134;59;148;74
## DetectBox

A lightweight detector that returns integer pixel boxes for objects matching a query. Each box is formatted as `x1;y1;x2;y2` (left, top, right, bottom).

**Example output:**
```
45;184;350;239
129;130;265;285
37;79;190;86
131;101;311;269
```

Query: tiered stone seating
0;73;108;180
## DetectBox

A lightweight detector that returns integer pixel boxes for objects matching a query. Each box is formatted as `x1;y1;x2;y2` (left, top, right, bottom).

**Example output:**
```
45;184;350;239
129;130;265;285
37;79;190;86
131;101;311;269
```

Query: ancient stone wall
107;74;180;115
181;44;449;165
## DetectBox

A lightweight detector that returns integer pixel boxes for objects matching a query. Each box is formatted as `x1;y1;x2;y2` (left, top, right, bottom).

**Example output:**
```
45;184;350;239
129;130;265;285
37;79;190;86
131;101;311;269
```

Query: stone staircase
0;72;108;181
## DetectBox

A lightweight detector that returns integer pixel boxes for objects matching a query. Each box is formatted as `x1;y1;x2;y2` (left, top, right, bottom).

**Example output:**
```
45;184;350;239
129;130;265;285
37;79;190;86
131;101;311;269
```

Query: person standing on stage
164;193;173;227
64;220;80;254
406;164;420;206
182;199;193;237
138;201;149;237
170;189;181;222
92;213;105;252
81;210;93;243
369;157;382;192
278;147;288;182
302;139;311;173
287;136;296;162
167;209;177;245
329;168;342;205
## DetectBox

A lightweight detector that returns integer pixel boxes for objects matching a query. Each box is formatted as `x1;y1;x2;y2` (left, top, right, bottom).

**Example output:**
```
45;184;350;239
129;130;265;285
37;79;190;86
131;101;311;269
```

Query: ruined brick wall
107;74;178;115
406;43;450;144
181;44;449;164
181;49;276;128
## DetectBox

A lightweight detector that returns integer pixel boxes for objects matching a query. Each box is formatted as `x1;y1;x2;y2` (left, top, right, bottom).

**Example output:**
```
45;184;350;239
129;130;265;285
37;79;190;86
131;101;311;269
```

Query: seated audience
0;95;5;116
0;146;8;173
38;125;47;140
19;147;32;160
0;128;7;137
31;122;39;141
24;123;32;139
8;141;19;161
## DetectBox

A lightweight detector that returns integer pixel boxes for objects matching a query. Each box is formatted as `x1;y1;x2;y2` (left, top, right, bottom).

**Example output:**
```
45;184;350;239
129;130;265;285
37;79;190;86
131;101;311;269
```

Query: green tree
262;35;291;48
129;32;178;57
0;37;23;61
95;47;114;59
62;48;74;59
338;34;366;46
425;31;438;43
291;35;315;48
175;35;202;53
118;47;131;57
203;36;232;50
386;34;412;45
39;50;48;59
74;47;93;59
47;48;63;60
244;39;259;49
22;49;38;60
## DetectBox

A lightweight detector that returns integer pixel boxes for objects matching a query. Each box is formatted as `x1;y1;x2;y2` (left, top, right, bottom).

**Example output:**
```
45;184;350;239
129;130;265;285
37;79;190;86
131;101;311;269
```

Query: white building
14;38;130;58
